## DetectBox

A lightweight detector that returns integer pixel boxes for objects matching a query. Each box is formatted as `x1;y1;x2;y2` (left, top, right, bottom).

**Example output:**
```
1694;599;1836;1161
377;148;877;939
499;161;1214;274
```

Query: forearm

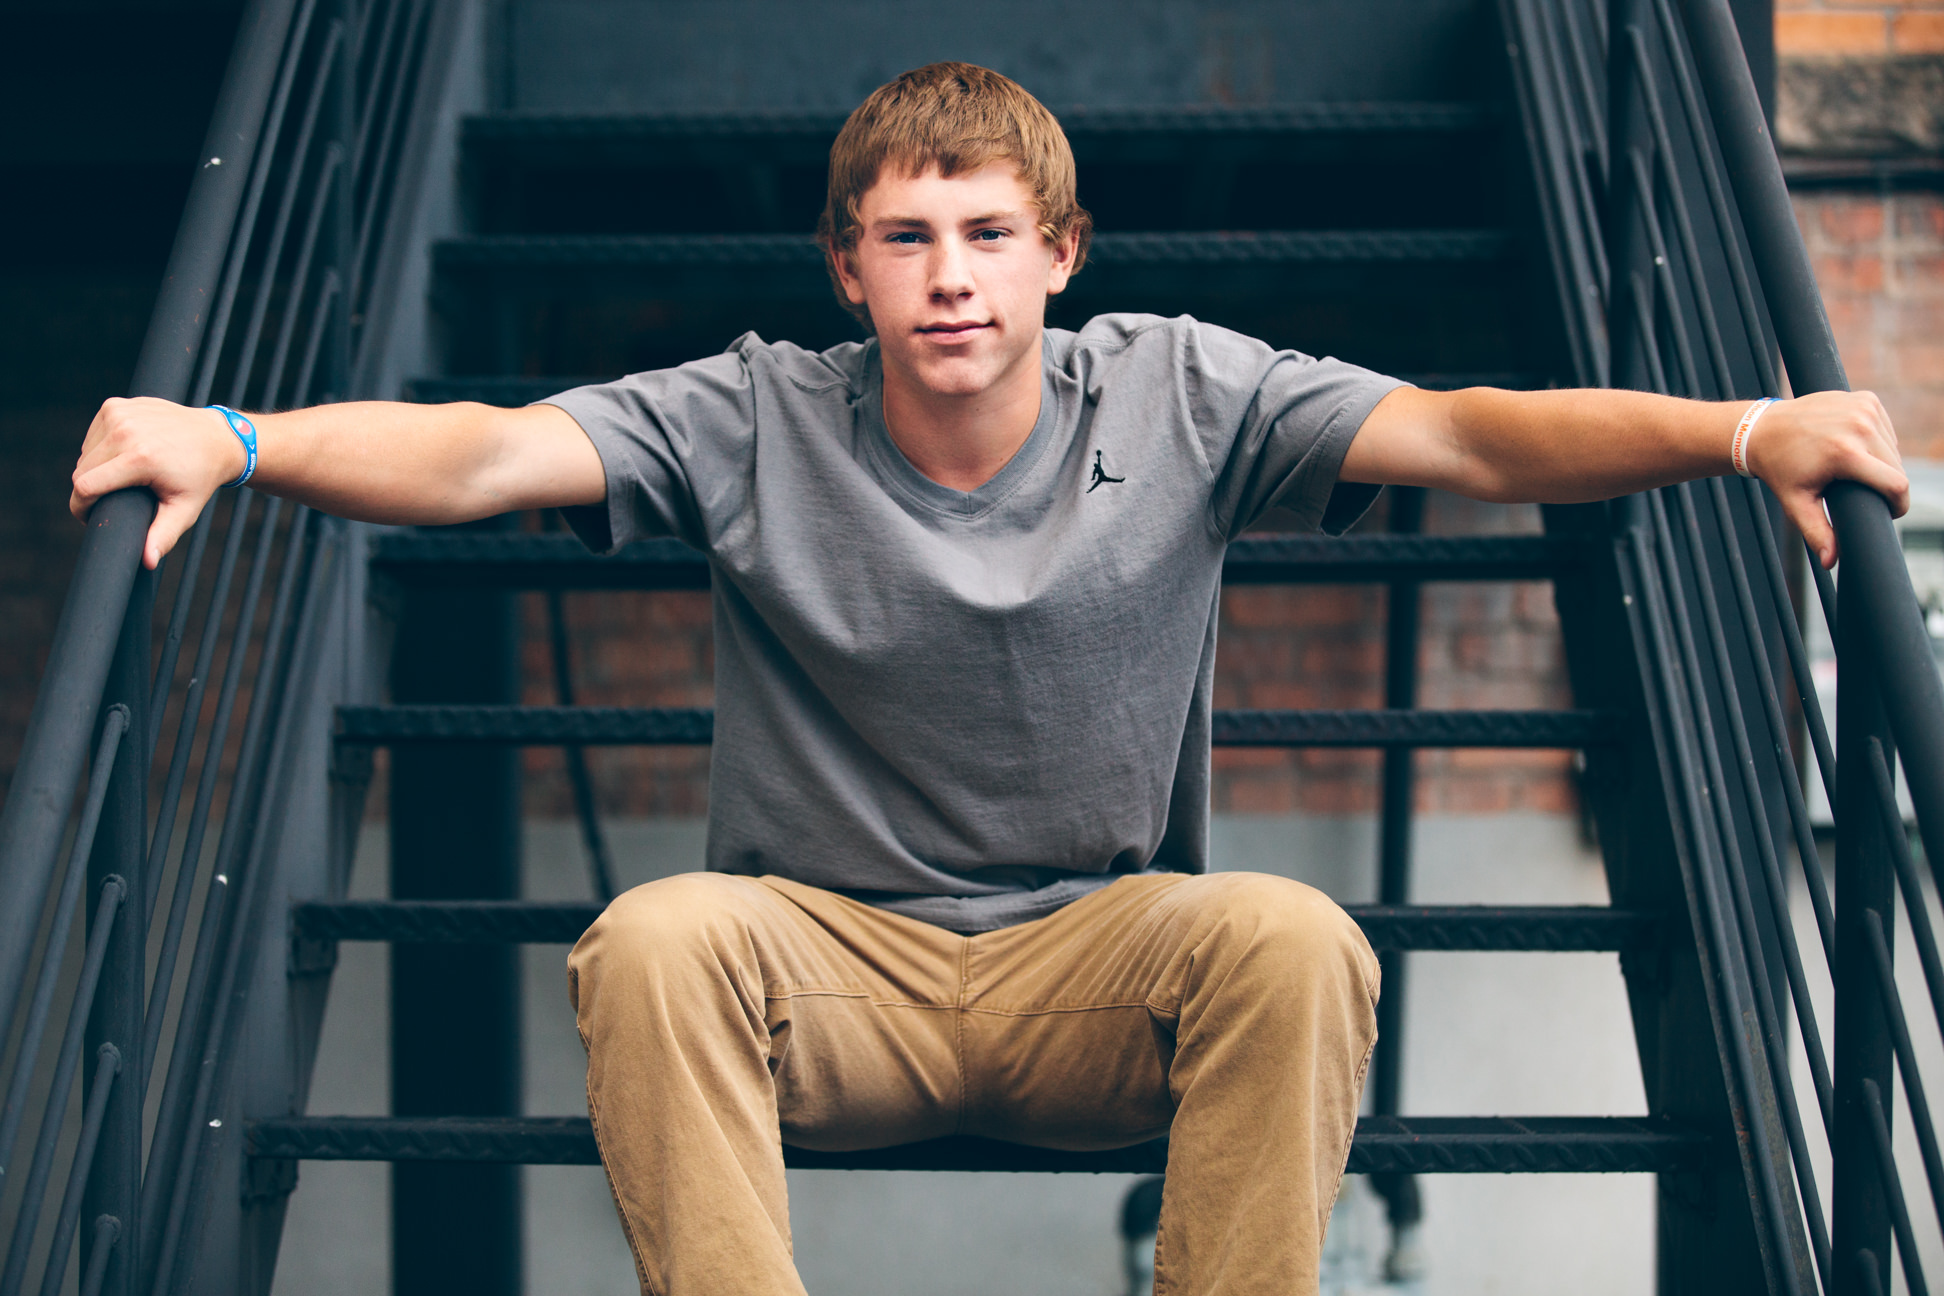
71;395;605;569
1344;382;1905;568
247;400;573;525
1439;387;1738;504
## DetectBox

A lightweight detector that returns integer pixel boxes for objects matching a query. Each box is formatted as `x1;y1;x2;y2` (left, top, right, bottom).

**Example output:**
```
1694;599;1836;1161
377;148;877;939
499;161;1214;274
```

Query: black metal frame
4;0;1942;1292
0;1;444;1291
1506;0;1944;1288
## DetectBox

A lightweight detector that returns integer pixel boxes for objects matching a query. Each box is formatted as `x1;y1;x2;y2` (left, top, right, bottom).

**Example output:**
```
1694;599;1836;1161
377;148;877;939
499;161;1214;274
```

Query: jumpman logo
1087;449;1126;493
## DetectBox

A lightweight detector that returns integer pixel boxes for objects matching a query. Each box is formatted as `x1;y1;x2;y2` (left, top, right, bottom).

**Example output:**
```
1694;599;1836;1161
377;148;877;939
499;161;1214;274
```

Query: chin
894;348;1001;396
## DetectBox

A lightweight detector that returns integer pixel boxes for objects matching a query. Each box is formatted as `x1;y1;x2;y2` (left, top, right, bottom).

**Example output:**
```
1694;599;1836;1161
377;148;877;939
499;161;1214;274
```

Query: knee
1198;873;1379;1001
567;872;761;1011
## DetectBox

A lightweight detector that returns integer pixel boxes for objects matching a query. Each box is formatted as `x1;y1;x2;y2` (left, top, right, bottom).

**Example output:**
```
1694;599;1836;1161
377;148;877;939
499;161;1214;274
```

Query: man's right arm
70;397;606;570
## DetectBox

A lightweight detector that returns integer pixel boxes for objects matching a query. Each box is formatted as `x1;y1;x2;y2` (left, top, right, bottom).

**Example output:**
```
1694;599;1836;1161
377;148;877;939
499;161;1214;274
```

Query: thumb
145;494;209;571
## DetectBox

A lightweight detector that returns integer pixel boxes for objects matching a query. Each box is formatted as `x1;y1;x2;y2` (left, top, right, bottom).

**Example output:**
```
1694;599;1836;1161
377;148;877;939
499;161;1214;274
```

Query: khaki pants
567;870;1380;1296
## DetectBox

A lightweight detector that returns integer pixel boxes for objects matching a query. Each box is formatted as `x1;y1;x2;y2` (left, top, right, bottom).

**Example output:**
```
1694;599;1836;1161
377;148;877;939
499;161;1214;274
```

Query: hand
1747;390;1907;569
70;398;249;570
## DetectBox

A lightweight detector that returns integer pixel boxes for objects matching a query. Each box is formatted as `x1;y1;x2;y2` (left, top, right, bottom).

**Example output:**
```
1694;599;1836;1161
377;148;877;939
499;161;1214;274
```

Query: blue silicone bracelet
208;405;257;487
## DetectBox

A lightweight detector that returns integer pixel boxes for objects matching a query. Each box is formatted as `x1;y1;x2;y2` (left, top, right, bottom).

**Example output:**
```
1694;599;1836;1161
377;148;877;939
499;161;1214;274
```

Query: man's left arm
1341;385;1909;568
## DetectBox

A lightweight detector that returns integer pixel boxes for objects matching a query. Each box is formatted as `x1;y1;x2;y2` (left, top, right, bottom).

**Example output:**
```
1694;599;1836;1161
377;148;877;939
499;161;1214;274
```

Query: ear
1045;227;1081;297
829;245;868;308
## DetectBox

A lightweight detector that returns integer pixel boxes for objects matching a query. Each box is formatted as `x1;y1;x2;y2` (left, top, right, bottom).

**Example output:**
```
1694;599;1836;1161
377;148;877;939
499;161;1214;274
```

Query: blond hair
816;62;1093;326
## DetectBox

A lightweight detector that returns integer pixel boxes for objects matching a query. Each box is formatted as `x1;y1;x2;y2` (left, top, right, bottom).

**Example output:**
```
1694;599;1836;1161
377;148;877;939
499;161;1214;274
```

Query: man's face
833;160;1078;399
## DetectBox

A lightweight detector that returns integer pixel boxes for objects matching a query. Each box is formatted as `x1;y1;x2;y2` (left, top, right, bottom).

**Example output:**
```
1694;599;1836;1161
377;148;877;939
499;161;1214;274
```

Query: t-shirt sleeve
535;349;756;554
1178;318;1409;539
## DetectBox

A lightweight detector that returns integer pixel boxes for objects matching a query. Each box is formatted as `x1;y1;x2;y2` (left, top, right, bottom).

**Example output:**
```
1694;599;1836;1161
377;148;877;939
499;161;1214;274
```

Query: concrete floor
271;812;1656;1296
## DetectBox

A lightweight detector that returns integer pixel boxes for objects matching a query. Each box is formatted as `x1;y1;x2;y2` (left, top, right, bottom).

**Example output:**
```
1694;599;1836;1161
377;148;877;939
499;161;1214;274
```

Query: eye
971;228;1007;243
887;231;925;245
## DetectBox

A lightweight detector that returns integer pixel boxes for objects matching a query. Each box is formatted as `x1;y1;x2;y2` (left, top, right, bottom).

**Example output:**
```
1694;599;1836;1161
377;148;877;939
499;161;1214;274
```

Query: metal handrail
0;0;442;1291
1508;0;1944;1289
1675;0;1944;899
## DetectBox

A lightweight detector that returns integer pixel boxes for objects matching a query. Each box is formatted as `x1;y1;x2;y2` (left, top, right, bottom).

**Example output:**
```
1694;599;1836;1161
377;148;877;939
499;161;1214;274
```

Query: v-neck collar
857;336;1059;519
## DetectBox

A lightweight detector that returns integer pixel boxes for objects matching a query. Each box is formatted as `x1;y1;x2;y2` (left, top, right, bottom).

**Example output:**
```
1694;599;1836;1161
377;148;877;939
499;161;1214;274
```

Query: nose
926;236;975;303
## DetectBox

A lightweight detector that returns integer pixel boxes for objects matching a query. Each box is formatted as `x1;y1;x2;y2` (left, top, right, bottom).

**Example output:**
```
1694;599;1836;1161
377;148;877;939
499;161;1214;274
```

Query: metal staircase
1;0;1941;1292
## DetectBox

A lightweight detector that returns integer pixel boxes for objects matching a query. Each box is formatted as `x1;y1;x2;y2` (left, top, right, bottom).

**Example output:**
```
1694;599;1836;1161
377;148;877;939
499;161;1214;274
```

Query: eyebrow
870;209;1025;231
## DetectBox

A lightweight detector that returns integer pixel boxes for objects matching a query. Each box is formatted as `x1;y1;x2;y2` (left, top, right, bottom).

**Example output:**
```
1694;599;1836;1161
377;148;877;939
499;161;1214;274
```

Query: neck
879;336;1043;492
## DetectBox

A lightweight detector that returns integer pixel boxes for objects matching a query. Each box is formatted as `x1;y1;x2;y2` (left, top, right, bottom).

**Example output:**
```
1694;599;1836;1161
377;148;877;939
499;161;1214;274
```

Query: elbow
1445;455;1529;505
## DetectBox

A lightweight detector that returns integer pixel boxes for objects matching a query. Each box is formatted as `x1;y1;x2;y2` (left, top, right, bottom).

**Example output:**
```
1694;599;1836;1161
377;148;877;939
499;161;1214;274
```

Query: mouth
915;321;992;340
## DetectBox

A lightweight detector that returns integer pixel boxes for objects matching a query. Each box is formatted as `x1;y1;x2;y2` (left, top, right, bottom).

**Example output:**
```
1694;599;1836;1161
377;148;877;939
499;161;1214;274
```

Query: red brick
1897;254;1944;298
1815;252;1887;294
1825;198;1888;245
1298;639;1385;677
1889;300;1944;340
1776;10;1890;53
1892;391;1944;458
1215;637;1296;678
1516;777;1582;816
1893;11;1944;50
1213;748;1291;771
1246;681;1323;709
1893;342;1944;386
1219;588;1299;628
1226;777;1298;815
1892;198;1944;244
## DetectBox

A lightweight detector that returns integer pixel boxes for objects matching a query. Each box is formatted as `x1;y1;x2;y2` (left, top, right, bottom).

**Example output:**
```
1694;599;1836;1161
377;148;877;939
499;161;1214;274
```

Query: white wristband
1731;398;1776;478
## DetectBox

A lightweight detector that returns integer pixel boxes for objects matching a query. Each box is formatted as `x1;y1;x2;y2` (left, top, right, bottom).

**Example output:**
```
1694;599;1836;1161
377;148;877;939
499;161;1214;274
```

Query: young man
71;62;1903;1296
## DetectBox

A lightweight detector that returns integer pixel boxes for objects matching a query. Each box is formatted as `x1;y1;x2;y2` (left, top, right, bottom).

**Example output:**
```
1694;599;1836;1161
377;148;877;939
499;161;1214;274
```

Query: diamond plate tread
463;102;1492;143
333;705;1620;748
336;705;714;745
433;230;1512;270
366;532;1588;590
245;1115;1705;1174
402;372;1544;407
1210;708;1619;747
291;899;1657;951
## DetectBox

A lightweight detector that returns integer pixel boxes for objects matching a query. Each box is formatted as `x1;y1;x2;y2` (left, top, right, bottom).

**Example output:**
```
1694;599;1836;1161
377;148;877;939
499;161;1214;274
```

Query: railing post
326;0;355;402
1832;606;1896;1296
82;570;152;1296
1371;485;1424;1255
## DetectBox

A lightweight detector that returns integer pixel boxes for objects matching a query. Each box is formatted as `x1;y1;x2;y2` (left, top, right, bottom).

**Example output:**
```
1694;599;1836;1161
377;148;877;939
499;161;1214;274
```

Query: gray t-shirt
546;313;1404;932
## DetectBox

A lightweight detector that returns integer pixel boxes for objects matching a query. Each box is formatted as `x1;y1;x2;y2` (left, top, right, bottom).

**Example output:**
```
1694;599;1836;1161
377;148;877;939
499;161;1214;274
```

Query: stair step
465;102;1493;157
245;1114;1706;1175
403;371;1545;407
291;899;1657;952
434;230;1513;274
332;705;1622;749
367;532;1589;591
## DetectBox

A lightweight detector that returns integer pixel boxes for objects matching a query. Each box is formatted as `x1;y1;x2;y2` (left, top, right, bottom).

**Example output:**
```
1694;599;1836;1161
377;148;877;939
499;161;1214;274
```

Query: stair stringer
1547;498;1812;1295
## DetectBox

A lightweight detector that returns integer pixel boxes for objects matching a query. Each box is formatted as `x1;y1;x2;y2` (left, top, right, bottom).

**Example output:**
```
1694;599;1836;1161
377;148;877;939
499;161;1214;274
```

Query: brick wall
1776;0;1944;59
1797;191;1944;453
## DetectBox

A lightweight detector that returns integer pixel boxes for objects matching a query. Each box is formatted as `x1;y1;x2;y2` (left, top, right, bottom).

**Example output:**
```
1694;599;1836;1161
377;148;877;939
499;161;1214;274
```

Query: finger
146;495;207;571
1846;449;1911;518
1781;489;1838;569
78;401;112;458
72;450;157;509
